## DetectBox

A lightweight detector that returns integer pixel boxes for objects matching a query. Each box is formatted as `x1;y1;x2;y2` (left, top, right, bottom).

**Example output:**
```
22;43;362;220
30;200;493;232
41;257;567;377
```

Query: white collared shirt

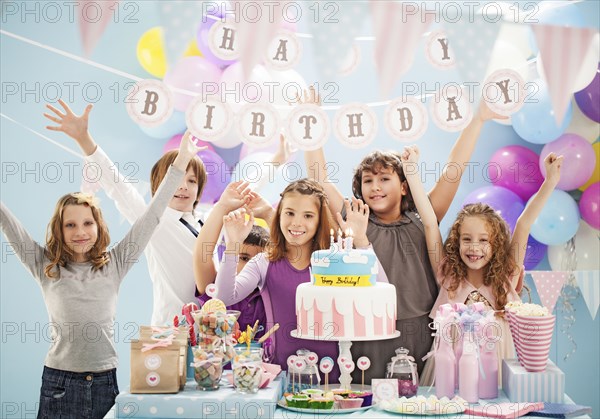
85;146;205;326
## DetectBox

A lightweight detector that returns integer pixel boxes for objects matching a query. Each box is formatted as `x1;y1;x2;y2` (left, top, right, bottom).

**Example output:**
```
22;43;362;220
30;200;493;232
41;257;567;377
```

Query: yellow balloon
579;141;600;191
254;217;270;230
136;27;167;78
183;40;203;57
244;215;270;230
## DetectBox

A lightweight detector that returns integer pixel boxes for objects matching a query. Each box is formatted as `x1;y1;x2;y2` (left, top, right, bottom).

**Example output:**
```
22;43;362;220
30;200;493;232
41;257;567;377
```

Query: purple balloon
463;186;525;231
163;56;223;112
196;9;237;68
488;145;544;201
540;134;596;191
213;143;242;168
198;149;231;204
574;64;600;123
524;236;547;270
580;182;600;230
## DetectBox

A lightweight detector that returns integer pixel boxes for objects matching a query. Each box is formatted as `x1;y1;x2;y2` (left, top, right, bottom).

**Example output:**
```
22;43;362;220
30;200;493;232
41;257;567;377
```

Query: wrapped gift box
502;359;565;403
115;371;285;419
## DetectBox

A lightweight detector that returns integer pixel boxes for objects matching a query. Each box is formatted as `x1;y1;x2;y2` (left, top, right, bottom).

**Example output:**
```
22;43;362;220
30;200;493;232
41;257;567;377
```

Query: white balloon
486;41;529;82
548;221;600;271
573;33;600;93
267;68;309;119
567;99;600;144
232;151;280;186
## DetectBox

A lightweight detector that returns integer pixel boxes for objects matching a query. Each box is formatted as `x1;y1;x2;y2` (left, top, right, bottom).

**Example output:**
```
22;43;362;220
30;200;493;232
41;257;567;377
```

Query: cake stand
290;330;400;389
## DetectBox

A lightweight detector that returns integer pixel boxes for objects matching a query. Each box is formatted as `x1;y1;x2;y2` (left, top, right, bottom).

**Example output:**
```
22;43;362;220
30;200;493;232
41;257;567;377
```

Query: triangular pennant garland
159;1;206;66
443;10;501;90
78;0;117;56
532;25;597;125
530;271;569;313
574;270;600;320
232;0;286;78
306;2;367;80
371;2;433;97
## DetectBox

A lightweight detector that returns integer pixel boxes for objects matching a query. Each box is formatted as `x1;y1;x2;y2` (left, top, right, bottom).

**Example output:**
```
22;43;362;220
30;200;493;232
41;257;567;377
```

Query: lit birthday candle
337;228;343;250
330;228;335;249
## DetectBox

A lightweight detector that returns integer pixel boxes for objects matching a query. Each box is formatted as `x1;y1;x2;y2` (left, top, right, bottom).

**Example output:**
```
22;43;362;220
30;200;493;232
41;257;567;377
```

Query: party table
105;378;591;419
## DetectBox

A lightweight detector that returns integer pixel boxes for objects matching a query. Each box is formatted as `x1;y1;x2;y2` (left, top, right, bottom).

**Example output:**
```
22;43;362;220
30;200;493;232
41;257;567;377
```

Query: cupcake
286;393;309;408
302;388;324;398
337;397;364;409
308;397;334;410
349;391;373;406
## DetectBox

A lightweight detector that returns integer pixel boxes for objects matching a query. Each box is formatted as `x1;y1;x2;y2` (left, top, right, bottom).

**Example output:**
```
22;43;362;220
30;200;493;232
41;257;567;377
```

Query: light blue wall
1;1;598;416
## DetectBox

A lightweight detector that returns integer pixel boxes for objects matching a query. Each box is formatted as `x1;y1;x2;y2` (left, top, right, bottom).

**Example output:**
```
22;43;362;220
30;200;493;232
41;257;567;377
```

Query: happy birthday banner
126;67;526;149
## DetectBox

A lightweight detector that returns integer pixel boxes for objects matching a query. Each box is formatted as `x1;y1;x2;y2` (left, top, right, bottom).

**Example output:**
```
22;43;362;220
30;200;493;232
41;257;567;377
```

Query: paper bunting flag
306;2;367;80
371;2;433;97
231;0;286;78
78;0;117;56
530;271;569;313
443;8;502;102
532;25;597;126
574;270;600;320
159;1;206;67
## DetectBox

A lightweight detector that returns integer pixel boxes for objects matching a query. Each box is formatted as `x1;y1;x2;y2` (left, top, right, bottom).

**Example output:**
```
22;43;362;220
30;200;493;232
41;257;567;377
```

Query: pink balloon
580;182;600;230
163;56;222;112
488;145;544;201
163;134;215;154
540;134;597;190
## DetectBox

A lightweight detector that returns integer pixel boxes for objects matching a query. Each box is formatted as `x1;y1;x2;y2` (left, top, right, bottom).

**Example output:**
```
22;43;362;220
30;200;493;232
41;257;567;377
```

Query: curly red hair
440;203;518;312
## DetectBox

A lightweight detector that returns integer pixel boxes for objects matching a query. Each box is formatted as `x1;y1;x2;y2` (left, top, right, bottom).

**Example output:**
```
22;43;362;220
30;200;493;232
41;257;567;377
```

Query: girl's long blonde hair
441;203;518;311
268;179;334;262
44;193;110;278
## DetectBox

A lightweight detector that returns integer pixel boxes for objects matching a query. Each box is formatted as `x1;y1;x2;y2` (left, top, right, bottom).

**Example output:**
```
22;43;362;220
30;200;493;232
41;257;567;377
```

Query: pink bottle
458;332;479;403
435;319;456;399
453;303;467;389
478;328;499;399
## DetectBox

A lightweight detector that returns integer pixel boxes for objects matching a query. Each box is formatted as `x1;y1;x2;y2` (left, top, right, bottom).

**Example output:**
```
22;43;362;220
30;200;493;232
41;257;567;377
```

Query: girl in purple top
212;179;366;382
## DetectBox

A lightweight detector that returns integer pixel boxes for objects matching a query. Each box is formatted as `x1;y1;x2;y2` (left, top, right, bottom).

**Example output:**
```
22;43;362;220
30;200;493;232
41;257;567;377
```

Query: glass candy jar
286;349;321;393
386;347;419;397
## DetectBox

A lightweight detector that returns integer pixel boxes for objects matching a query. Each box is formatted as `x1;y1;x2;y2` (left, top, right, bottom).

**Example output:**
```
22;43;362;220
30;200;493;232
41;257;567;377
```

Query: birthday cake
295;245;397;340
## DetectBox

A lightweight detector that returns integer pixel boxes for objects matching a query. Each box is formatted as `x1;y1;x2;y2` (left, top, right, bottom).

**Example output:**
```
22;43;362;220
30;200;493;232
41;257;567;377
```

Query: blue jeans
37;366;119;419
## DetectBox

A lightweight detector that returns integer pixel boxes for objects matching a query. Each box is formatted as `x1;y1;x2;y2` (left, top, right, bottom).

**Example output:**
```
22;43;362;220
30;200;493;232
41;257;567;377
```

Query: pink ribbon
142;335;176;352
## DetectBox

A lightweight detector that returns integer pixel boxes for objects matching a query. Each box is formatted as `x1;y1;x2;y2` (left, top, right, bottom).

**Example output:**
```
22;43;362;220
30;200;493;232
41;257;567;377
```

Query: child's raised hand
543;153;563;186
217;180;252;213
223;207;254;245
245;190;274;221
336;197;369;248
295;86;321;106
173;131;206;170
44;99;92;142
401;145;420;165
272;134;293;165
477;99;509;122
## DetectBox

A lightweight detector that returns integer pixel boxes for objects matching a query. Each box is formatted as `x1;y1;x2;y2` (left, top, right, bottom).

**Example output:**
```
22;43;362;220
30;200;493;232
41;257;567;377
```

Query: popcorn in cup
232;346;263;394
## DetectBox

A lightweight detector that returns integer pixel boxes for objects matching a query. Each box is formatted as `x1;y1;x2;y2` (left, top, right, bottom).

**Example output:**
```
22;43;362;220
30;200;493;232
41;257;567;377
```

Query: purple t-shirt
214;253;340;382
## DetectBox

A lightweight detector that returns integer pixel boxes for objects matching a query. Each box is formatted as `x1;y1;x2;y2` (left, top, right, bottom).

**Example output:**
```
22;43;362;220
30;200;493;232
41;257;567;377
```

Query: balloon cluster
135;6;305;203
464;42;598;270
